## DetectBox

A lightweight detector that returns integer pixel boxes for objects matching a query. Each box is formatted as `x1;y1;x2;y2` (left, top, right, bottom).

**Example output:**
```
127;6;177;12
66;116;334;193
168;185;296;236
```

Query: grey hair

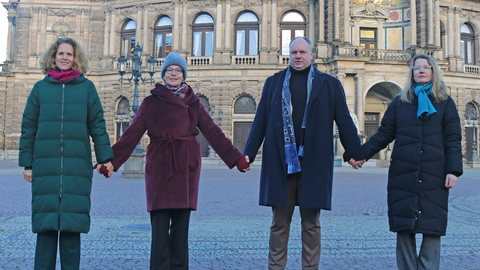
289;36;313;53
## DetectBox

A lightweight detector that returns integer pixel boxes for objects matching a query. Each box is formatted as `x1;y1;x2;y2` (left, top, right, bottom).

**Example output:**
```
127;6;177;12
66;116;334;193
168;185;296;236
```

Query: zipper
60;84;65;200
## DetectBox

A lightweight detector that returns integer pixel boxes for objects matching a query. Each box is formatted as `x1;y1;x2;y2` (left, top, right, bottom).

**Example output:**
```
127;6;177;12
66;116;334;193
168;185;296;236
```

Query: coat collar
43;74;87;85
275;66;326;112
150;83;198;106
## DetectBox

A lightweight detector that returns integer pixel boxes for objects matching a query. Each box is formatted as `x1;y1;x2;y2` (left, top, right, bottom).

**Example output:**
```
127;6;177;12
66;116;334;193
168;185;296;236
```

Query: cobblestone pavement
1;160;480;269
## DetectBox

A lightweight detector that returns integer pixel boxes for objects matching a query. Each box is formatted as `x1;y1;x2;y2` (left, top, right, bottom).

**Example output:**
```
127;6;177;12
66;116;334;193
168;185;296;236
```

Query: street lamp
117;44;158;177
117;44;157;153
472;121;478;162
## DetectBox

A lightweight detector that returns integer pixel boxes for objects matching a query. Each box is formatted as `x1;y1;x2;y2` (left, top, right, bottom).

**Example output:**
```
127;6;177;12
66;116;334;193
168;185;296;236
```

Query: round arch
363;81;402;159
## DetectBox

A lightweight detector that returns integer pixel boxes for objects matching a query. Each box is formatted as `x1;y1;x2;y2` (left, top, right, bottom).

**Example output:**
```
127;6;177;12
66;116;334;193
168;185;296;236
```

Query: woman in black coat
359;54;462;270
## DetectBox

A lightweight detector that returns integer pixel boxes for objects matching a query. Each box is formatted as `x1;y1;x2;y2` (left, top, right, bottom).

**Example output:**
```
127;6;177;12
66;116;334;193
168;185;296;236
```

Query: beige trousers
268;172;321;270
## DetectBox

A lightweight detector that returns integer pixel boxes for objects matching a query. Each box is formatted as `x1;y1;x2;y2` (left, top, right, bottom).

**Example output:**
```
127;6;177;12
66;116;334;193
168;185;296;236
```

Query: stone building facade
1;0;479;166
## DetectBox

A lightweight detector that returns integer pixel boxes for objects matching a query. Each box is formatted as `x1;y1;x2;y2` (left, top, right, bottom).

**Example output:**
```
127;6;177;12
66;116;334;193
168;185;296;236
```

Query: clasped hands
348;158;366;170
94;162;114;178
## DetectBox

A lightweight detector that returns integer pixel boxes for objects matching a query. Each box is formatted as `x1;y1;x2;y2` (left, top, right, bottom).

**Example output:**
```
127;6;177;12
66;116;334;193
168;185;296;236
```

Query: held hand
103;162;114;177
348;158;365;170
94;162;114;178
236;155;250;173
23;169;32;183
445;174;458;188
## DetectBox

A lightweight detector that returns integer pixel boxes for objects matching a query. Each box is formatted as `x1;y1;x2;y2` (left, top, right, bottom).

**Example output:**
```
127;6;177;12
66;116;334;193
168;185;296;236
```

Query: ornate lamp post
472;121;478;162
117;44;158;177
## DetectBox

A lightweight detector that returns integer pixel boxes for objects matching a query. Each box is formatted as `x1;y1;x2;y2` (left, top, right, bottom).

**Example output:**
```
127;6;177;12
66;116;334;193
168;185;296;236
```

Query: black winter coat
363;94;462;236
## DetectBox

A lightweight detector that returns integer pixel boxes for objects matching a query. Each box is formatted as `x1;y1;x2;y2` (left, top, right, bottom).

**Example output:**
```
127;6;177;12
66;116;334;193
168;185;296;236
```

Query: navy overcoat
243;67;363;209
362;94;462;235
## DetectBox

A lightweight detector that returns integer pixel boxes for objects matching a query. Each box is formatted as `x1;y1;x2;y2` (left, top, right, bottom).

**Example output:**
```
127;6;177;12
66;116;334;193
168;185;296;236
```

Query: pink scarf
47;69;82;83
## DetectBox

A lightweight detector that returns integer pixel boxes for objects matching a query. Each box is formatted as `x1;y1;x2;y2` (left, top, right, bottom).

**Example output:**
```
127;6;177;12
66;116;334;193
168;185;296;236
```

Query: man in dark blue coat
243;37;364;270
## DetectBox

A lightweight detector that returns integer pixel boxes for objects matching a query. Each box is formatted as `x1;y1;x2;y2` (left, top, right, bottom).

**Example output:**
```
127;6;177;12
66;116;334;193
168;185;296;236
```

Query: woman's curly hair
39;37;89;74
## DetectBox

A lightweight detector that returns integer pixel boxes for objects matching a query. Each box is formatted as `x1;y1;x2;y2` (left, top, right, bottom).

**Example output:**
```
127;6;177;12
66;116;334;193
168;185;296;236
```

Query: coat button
418;210;421;214
418;179;422;183
420;150;423;153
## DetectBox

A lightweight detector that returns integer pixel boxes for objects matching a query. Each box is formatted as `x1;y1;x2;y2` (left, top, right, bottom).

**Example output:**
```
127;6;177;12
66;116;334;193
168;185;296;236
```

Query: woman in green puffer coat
19;37;114;270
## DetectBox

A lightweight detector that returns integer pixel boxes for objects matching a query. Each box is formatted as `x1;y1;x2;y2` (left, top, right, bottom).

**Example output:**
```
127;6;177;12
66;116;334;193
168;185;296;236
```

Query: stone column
173;1;180;51
225;0;231;50
427;0;434;46
75;9;82;42
447;7;454;57
260;0;269;64
35;8;42;56
216;1;223;50
410;0;417;47
104;10;110;56
355;74;364;134
317;0;328;57
39;8;47;53
343;0;350;44
454;7;461;57
269;0;278;64
136;5;142;46
143;5;149;55
334;0;340;41
6;16;13;61
318;0;324;43
309;0;315;42
109;9;116;56
181;0;188;52
434;0;440;47
28;8;39;68
270;0;278;50
221;0;232;64
261;0;268;49
454;7;463;71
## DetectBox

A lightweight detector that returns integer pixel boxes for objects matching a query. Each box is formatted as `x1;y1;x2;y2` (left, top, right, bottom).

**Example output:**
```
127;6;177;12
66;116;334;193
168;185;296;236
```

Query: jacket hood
43;74;88;84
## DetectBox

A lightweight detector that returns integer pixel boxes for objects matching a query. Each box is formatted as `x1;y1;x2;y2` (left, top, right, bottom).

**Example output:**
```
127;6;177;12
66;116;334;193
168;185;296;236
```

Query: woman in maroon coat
110;52;249;269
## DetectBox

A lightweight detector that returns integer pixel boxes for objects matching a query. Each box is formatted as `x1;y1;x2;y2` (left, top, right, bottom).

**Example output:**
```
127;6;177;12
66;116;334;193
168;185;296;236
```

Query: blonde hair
400;54;448;103
39;37;89;74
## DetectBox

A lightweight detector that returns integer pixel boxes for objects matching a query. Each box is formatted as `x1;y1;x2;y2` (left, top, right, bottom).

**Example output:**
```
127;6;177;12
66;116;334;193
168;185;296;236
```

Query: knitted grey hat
161;52;187;80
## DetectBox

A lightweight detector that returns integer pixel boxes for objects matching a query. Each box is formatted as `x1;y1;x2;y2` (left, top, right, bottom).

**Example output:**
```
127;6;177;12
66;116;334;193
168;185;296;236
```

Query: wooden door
234;122;252;153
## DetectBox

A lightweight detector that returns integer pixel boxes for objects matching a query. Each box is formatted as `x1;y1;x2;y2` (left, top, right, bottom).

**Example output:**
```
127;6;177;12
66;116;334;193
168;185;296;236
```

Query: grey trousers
268;172;321;270
396;231;441;270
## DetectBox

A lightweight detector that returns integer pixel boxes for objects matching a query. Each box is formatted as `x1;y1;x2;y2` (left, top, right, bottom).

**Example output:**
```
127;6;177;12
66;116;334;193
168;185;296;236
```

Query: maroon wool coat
111;83;243;211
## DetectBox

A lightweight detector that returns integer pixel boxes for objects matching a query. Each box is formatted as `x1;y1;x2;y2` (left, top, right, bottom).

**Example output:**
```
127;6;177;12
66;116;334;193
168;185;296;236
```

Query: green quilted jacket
19;75;113;233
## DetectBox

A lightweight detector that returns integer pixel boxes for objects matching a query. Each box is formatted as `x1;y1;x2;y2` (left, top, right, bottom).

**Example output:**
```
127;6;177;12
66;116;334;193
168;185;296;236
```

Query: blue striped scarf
281;65;315;174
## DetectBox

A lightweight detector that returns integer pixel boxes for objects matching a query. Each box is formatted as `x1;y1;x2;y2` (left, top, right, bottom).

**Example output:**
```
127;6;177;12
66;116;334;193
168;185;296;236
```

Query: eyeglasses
412;66;432;71
166;68;183;74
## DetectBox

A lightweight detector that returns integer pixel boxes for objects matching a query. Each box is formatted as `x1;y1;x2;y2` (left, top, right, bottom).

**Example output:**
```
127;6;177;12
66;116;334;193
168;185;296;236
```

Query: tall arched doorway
364;82;401;159
233;95;256;152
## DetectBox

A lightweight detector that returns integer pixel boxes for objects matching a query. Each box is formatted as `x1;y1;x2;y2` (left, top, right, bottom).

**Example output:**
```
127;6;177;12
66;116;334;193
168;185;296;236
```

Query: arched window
115;98;130;141
235;12;259;56
121;20;136;58
461;23;475;65
192;14;214;57
234;96;256;114
154;16;173;58
281;11;306;55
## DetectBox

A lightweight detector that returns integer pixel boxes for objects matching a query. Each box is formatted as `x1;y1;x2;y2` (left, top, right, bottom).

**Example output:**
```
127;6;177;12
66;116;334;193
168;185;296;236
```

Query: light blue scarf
413;82;437;119
281;65;315;174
